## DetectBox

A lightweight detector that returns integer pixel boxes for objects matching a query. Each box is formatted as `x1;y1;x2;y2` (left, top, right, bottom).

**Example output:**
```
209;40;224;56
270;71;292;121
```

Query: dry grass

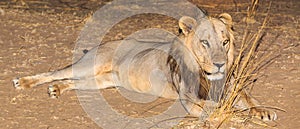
218;0;267;112
174;0;283;128
209;0;279;128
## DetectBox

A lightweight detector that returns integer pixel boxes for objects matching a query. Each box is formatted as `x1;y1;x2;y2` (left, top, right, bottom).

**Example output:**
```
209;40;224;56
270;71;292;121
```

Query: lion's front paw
48;85;61;99
249;107;277;121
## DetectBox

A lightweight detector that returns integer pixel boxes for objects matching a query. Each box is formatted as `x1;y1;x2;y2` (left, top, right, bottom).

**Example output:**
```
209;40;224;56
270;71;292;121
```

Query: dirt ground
0;0;299;129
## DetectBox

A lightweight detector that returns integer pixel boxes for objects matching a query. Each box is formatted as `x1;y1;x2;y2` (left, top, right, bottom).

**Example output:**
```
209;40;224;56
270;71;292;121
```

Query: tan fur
13;13;275;120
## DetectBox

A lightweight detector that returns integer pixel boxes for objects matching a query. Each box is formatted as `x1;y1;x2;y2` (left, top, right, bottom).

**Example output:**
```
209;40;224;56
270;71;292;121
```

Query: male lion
12;13;276;121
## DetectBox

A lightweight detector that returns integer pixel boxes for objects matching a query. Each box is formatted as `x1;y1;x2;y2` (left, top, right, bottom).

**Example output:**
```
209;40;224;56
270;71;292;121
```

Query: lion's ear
219;13;233;30
179;16;197;36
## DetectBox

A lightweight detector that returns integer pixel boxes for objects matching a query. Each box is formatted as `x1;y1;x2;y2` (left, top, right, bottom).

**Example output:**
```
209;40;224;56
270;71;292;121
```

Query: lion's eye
223;39;230;46
200;40;210;47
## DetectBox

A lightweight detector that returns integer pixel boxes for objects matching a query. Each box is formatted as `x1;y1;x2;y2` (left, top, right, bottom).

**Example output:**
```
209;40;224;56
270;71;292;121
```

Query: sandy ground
0;0;299;128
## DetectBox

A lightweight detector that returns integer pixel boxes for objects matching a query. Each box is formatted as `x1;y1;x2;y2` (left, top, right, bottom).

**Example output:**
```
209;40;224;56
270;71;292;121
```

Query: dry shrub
210;0;283;128
174;0;285;128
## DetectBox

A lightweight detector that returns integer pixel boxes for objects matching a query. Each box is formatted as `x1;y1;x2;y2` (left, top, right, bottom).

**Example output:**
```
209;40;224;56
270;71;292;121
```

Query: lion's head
179;13;234;81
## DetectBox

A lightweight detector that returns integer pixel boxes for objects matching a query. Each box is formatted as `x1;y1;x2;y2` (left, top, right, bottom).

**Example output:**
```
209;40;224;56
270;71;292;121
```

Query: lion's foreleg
239;90;277;121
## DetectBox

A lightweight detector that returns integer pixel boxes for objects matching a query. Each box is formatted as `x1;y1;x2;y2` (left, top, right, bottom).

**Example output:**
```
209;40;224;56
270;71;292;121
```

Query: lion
12;13;276;121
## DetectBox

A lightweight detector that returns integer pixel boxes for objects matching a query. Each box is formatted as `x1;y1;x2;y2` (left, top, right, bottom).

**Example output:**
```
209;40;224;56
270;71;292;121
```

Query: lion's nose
213;63;225;69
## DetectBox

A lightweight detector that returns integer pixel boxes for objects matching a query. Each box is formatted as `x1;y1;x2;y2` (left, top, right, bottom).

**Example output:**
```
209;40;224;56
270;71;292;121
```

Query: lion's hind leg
13;72;56;89
48;80;75;98
13;65;73;89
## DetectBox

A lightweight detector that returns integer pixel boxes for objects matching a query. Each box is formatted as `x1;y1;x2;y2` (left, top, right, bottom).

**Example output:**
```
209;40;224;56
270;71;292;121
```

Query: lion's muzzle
205;62;226;81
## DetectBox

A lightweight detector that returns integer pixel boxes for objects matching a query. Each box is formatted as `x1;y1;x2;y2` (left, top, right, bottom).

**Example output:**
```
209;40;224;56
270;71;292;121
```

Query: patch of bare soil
0;0;299;128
